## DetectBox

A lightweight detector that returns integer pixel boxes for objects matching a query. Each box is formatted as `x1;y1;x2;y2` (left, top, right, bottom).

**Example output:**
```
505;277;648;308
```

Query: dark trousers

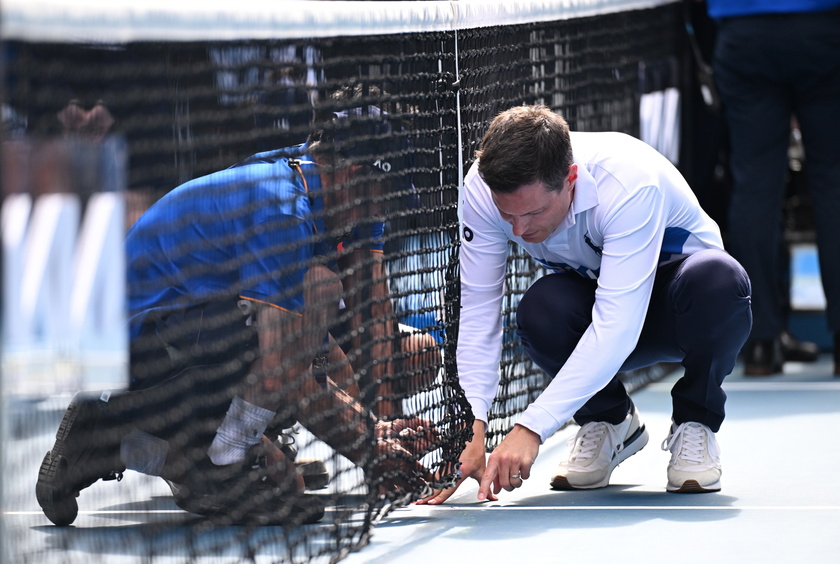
516;250;751;432
124;300;258;452
713;10;840;338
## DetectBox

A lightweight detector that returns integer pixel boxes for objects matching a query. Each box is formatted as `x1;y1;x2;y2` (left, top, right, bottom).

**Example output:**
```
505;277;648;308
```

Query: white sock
208;396;275;466
120;430;169;476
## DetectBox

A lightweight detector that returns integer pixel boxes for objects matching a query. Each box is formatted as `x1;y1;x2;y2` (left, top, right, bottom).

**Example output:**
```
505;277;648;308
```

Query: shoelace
278;425;299;448
661;422;707;464
568;421;623;462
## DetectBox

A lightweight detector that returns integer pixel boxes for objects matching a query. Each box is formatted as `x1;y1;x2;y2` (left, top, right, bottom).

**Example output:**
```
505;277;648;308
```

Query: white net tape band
2;0;677;43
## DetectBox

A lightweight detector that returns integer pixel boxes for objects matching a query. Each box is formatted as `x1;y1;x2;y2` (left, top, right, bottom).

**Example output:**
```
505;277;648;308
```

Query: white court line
411;505;840;511
5;510;185;516
722;382;840;392
647;382;840;392
9;505;840;518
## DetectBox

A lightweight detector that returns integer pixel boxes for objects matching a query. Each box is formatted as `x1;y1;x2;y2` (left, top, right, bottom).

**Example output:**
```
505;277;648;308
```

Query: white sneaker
661;421;721;493
551;405;649;490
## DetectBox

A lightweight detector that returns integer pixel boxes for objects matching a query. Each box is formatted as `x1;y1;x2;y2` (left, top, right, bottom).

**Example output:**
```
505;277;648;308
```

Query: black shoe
743;340;783;376
165;450;325;526
36;391;126;526
780;330;820;362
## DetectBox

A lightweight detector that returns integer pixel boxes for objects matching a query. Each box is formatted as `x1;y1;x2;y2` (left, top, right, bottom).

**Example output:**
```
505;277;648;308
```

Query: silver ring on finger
510;473;521;480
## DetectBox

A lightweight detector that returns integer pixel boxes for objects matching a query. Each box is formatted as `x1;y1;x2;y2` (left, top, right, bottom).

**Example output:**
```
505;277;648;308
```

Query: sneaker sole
666;479;721;493
550;424;650;490
35;397;92;526
36;451;80;527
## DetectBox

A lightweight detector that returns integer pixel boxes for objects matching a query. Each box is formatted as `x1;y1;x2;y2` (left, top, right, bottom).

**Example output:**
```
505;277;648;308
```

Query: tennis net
1;1;684;562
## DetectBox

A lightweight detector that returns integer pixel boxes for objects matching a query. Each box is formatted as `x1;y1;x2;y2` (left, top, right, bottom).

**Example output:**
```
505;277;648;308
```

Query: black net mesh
457;10;683;448
1;2;683;562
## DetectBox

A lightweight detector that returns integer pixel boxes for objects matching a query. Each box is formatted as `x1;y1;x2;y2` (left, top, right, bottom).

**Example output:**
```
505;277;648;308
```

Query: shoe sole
550;424;650;490
36;398;89;526
666;479;721;493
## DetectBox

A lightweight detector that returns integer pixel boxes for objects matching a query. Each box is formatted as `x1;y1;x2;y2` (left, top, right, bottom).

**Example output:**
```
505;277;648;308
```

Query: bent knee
672;251;752;336
678;250;751;299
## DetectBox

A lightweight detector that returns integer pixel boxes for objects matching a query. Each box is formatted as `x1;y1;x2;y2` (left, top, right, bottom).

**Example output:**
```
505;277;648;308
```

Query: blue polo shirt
706;0;840;18
126;143;382;339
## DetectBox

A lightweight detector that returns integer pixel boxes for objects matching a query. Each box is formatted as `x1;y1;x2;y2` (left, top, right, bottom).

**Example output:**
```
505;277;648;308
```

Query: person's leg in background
790;9;840;375
713;16;795;375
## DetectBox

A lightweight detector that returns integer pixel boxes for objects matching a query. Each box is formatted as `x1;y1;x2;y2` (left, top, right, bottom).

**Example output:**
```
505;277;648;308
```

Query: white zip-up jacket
458;131;725;442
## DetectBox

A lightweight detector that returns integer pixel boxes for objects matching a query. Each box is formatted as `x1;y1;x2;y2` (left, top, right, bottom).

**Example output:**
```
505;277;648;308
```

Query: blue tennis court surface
5;354;839;563
344;354;840;564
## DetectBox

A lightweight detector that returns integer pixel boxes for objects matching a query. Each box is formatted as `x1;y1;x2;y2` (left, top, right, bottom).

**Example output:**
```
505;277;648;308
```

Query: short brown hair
476;105;574;194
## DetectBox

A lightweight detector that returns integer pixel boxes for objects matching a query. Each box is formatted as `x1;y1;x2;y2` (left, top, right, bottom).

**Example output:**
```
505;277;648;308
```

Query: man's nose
511;217;527;237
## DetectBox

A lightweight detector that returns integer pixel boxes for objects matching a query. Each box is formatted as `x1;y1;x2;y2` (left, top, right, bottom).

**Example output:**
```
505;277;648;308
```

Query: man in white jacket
420;105;751;504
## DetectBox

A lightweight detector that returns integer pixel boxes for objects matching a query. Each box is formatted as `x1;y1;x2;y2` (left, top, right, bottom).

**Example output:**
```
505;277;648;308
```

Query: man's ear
567;164;578;185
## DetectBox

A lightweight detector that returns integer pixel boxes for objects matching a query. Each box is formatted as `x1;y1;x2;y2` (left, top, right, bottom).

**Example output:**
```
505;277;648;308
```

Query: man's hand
260;435;305;493
478;424;540;500
415;419;494;505
364;418;438;495
376;417;438;456
370;436;434;496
